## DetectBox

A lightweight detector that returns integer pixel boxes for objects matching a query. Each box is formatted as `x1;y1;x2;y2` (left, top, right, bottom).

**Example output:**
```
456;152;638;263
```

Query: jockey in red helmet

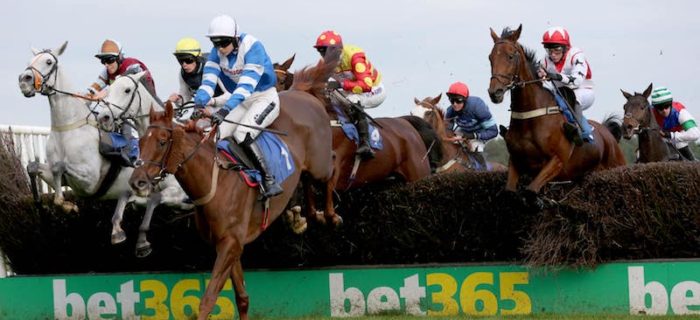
444;81;498;169
537;26;594;146
314;30;386;159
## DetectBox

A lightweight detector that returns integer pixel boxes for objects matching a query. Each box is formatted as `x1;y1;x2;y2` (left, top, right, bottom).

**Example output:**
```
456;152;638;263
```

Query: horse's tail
400;115;443;171
289;46;341;103
603;114;623;142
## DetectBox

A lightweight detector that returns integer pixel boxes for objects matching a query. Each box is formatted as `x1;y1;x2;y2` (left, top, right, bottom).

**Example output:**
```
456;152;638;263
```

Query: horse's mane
289;46;341;103
500;27;540;80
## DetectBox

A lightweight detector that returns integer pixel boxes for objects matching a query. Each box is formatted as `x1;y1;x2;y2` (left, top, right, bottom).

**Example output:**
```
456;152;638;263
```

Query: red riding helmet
447;81;469;98
542;26;571;47
314;30;343;48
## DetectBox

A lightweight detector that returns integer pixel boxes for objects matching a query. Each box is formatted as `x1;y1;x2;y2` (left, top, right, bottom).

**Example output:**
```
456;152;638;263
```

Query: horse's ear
55;41;68;56
642;83;653;98
511;24;523;41
414;97;420;105
131;70;147;81
149;104;158;122
31;47;40;55
490;28;500;43
431;93;442;105
164;101;174;120
280;54;295;70
620;89;633;100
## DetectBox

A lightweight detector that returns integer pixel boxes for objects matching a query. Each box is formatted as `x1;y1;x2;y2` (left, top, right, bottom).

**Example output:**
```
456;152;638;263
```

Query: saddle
98;130;131;167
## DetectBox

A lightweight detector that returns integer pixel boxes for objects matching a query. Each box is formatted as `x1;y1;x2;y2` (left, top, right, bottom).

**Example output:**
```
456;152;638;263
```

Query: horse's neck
48;68;92;126
638;107;669;161
431;115;460;162
510;63;554;112
130;86;162;136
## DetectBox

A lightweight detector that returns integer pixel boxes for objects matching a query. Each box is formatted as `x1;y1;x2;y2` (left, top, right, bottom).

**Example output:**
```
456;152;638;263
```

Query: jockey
194;14;282;198
651;86;700;161
536;26;594;146
167;37;229;116
314;30;386;159
444;81;498;168
89;39;155;167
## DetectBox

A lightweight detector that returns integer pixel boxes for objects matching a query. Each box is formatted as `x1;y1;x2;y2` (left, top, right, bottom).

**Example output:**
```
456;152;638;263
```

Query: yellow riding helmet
174;37;202;57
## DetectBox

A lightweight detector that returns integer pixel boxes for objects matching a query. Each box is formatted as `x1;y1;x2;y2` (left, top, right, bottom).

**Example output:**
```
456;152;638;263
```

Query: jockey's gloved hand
463;132;477;140
546;71;563;81
191;106;205;120
660;130;672;139
211;108;230;126
327;81;342;91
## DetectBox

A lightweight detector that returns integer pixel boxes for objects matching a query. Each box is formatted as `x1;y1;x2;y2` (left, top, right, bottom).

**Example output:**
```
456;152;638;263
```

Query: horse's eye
46;59;53;65
125;88;132;94
159;139;167;146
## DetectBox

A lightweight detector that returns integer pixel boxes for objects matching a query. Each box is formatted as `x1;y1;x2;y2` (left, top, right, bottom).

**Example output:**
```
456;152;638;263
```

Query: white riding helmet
206;15;238;38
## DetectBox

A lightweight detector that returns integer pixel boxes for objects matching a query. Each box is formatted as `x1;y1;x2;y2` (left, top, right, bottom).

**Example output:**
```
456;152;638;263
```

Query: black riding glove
211;108;230;126
462;132;477;140
660;130;673;139
191;106;205;120
547;72;563;81
327;81;342;91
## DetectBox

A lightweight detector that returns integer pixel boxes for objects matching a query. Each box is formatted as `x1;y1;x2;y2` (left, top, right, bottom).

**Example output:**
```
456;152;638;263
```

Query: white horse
18;42;192;257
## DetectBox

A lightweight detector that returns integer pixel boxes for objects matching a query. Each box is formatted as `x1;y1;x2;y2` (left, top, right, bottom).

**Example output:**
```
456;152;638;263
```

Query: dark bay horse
488;25;626;196
129;55;340;319
276;56;441;217
411;94;507;172
621;83;682;162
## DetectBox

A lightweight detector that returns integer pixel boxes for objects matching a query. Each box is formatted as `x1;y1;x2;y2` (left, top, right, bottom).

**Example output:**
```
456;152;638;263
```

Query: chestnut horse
129;55;340;319
621;83;682;162
488;25;625;197
411;94;507;173
275;59;441;218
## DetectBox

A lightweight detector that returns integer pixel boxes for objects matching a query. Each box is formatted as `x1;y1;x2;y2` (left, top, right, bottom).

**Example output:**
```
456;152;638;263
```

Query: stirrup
356;143;375;159
562;122;583;146
261;175;283;197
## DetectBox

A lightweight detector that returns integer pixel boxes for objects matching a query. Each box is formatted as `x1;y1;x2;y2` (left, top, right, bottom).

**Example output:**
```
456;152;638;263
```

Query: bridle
101;75;143;122
137;123;213;185
25;50;60;96
623;99;656;135
490;40;544;91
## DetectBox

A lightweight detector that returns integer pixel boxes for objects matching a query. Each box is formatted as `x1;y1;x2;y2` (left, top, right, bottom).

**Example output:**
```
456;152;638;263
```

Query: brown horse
411;94;507;172
488;25;626;197
621;83;682;162
276;57;441;212
129;55;340;319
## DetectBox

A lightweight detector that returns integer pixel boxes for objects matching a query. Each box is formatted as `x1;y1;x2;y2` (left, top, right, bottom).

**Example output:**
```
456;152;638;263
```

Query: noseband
25;50;59;95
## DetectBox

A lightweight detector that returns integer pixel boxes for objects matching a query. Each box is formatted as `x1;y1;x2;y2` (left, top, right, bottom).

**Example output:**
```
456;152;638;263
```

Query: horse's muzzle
129;176;152;198
18;73;36;97
489;90;505;104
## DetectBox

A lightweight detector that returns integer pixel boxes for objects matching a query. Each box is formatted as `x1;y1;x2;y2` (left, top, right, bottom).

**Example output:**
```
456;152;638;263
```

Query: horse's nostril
23;75;32;81
136;180;147;189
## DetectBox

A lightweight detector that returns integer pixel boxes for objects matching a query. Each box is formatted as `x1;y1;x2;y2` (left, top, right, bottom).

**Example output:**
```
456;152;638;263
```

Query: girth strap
510;106;560;120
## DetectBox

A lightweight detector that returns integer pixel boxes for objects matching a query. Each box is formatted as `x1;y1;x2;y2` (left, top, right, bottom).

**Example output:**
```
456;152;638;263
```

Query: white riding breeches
342;83;387;109
219;87;280;143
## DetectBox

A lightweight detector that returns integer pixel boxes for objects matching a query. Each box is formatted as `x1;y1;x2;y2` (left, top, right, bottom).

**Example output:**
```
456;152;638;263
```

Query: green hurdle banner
0;260;699;319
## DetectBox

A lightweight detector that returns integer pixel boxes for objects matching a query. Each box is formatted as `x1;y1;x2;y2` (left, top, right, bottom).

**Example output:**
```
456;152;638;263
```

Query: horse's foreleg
135;192;161;258
303;178;324;225
505;160;520;192
527;157;564;194
198;238;239;320
49;161;78;212
230;258;250;320
323;172;343;228
110;191;131;244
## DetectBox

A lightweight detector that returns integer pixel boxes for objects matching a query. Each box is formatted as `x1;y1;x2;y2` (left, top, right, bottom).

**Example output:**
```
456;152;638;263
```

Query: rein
490;40;545;91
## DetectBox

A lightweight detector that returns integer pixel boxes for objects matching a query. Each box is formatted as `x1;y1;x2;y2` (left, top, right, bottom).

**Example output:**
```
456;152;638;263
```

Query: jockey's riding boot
355;117;375;159
562;122;583;147
120;148;135;167
679;146;696;161
499;125;508;139
241;135;283;198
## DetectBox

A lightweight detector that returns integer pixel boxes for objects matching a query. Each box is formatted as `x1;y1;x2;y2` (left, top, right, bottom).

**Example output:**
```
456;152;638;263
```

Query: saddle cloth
216;131;295;185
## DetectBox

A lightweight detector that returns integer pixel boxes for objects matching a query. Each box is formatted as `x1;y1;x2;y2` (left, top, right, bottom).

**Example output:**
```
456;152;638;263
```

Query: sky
3;0;700;130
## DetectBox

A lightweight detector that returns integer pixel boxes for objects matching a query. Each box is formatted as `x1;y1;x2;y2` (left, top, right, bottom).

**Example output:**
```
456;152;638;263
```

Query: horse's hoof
314;210;327;225
62;202;78;213
111;231;127;245
135;243;152;258
331;215;344;228
292;217;308;235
